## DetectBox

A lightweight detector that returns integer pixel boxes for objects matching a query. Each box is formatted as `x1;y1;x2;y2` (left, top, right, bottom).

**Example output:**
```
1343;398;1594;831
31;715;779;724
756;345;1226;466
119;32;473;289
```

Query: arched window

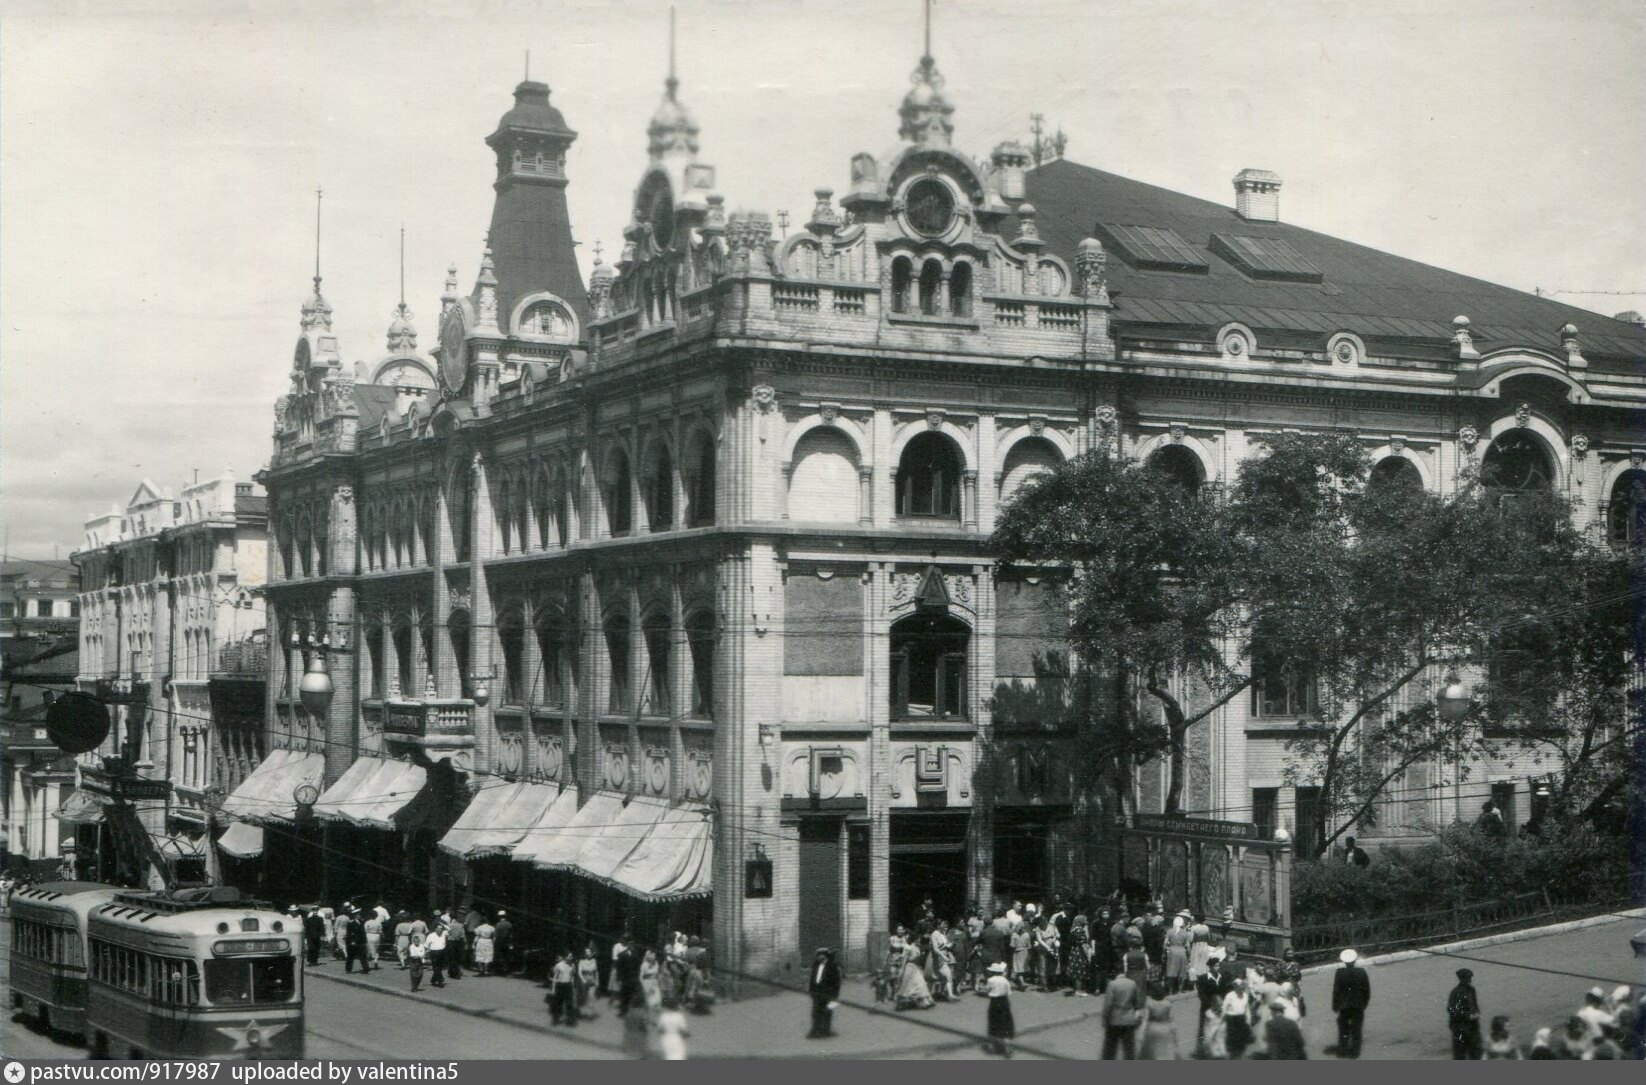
1608;469;1646;549
392;617;414;696
279;520;294;580
1000;437;1063;504
554;469;572;547
532;474;552;550
918;259;942;316
891;257;913;314
897;431;963;519
448;469;473;563
605;449;633;537
950;261;972;318
642;611;672;716
645;441;674;531
1146;444;1206;497
686;611;715;719
497;477;513;553
890;613;970;719
449;611;472;698
686;431;716;527
363;622;384;700
790;428;860;523
498;612;525;704
297;517;313;578
1366;456;1423;500
534;608;575;708
1481;431;1553;492
605;614;632;714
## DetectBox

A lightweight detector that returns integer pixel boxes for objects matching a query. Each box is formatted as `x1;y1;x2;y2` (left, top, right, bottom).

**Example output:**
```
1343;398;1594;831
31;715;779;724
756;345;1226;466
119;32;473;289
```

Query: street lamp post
293;631;348;718
1437;669;1473;824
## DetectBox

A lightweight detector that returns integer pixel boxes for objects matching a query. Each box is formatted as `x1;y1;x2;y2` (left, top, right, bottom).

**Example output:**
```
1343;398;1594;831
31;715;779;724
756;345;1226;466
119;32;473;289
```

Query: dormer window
518;300;574;339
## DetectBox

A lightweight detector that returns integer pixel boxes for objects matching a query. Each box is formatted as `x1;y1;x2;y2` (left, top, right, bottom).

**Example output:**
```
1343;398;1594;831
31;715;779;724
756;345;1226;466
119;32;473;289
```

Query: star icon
215;1019;288;1052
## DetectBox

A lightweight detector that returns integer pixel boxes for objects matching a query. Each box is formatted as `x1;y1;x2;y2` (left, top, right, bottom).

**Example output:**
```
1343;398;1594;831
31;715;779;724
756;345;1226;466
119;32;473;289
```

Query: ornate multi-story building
70;472;268;887
245;29;1645;981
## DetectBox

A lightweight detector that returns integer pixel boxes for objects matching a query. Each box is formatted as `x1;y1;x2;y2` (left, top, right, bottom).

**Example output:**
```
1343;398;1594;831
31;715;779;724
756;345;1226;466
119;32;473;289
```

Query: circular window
905;178;955;237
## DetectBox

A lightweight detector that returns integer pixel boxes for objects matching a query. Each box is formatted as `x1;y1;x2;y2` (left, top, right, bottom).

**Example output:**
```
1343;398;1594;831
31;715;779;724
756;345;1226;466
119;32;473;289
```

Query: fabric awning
576;795;672;883
438;780;561;860
604;803;714;901
527;789;624;871
510;785;581;866
158;834;204;859
216;821;265;859
55;787;107;824
313;757;428;831
220;748;326;824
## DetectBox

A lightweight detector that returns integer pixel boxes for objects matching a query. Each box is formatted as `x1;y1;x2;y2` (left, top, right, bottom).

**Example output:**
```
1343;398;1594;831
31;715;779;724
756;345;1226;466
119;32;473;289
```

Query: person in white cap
1331;948;1371;1058
984;961;1015;1056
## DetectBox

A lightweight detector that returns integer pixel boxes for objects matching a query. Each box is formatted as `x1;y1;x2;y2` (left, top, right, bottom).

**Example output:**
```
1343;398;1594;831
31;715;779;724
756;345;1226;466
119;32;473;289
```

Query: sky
3;0;1644;558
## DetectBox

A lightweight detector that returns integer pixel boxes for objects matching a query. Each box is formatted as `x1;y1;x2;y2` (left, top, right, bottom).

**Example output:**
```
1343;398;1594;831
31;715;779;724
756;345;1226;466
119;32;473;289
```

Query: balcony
373;697;476;771
213;636;269;677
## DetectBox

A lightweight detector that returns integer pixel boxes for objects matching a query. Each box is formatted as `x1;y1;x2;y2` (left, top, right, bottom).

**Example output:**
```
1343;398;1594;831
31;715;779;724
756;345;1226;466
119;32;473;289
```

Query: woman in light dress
1164;913;1193;993
1138;981;1180;1059
893;941;936;1010
1186;915;1213;982
639;947;663;1006
471;917;496;976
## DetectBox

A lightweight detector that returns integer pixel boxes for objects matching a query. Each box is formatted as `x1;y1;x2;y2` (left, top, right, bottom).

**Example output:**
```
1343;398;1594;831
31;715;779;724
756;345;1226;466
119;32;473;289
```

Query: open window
686;611;715;719
918;259;942;316
642;611;672;716
449;611;472;698
890;613;970;719
686;431;716;527
498;613;525;704
645;441;674;531
605;449;633;537
950;261;972;318
1607;469;1646;549
890;257;913;314
605;615;632;715
534;610;574;708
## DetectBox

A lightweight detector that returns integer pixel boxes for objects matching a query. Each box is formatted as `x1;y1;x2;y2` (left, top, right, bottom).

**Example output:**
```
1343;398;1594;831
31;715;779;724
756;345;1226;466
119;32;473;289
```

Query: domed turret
898;54;955;148
386;301;417;353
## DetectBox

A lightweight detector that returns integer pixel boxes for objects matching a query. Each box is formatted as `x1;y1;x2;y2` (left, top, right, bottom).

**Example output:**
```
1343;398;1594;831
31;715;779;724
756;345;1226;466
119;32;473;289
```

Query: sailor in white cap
1578;985;1616;1040
1331;947;1371;1057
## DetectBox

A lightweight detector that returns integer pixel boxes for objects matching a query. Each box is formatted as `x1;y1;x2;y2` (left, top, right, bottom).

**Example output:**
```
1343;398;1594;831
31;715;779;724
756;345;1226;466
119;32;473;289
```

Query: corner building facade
255;45;1646;983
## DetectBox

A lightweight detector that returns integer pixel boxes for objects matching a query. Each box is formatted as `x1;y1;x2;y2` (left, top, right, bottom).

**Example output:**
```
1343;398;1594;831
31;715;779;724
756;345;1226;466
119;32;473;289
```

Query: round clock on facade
439;315;467;392
905;177;956;237
293;783;320;807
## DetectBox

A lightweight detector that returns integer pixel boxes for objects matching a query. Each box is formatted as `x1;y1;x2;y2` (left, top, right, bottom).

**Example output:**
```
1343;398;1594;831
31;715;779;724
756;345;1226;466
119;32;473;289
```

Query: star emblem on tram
216;1019;288;1052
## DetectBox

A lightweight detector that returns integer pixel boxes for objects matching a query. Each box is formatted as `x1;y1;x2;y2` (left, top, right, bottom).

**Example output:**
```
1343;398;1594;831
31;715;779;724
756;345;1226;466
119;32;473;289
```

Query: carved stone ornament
1389;438;1405;455
1028;415;1046;436
926;409;946;431
1458;425;1480;450
751;384;777;413
1095;405;1118;428
1169;422;1186;443
1570;434;1589;457
819;403;839;426
332;485;354;508
1633;449;1646;469
1515;403;1531;428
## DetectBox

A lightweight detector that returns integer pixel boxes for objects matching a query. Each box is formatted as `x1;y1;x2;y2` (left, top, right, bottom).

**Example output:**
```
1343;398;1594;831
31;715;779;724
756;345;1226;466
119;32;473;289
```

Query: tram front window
205;957;297;1005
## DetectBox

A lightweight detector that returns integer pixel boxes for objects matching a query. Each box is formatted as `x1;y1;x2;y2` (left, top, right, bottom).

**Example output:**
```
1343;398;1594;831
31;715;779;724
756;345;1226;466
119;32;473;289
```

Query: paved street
4;915;1640;1060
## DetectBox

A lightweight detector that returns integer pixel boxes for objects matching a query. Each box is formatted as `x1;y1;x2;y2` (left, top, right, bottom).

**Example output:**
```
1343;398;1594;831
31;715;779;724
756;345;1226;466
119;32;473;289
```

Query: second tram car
8;881;124;1038
84;887;304;1059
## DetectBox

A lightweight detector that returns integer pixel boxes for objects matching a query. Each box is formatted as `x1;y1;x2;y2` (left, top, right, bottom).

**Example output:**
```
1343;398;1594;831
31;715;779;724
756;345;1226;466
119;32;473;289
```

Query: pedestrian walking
615;939;642;1017
1222;977;1255;1058
472;916;496;976
640;947;663;1006
1258;999;1307;1059
1101;968;1144;1059
331;905;348;961
303;907;325;967
443;915;466;979
1194;956;1232;1029
806;947;841;1039
344;909;373;973
1138;981;1179;1059
1330;948;1370;1058
576;945;600;1019
394;915;413;968
364;911;383;964
407;936;427;992
425;925;448;988
655;998;690;1060
1164;911;1192;993
984;962;1015;1057
548;952;578;1027
1448;967;1483;1059
1576;986;1615;1041
493;911;515;975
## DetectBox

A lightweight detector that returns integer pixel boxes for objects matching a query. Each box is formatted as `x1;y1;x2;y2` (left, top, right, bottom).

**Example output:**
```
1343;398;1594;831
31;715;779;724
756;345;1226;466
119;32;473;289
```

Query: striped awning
219;748;326;824
54;788;107;824
438;780;561;860
216;821;265;859
312;757;428;831
509;785;581;866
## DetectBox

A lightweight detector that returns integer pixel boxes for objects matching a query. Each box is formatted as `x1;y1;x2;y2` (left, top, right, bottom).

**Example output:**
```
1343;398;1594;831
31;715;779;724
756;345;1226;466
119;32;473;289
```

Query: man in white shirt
425;926;448;988
1577;987;1616;1040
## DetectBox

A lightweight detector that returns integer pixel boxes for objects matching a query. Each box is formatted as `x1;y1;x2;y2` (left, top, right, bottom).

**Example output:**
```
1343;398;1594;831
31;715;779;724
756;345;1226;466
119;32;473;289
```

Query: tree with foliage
994;431;1632;858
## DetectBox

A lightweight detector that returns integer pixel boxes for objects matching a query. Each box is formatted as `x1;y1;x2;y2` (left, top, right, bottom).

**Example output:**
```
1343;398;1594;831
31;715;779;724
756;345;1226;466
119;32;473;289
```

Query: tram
83;886;305;1059
8;881;124;1038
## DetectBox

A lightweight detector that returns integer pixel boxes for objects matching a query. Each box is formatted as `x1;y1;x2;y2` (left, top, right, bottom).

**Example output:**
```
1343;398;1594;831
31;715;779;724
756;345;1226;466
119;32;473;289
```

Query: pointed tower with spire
898;0;955;148
296;187;341;379
480;74;590;332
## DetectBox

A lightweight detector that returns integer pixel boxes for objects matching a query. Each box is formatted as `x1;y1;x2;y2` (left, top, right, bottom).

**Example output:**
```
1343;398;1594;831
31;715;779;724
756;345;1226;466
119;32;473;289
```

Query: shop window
848;823;871;899
890;613;970;719
896;432;963;519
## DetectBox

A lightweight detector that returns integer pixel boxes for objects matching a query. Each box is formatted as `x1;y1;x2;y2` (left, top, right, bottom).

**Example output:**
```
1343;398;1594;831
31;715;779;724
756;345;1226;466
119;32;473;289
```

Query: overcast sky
3;0;1643;558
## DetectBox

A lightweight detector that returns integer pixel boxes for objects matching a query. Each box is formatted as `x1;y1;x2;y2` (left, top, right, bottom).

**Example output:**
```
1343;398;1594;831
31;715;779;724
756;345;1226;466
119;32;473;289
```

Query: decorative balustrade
1290;888;1616;964
215;638;269;676
773;283;821;311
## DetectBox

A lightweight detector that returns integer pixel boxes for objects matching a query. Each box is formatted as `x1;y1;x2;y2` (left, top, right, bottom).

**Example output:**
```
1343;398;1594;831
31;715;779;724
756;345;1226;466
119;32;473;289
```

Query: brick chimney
1233;168;1282;222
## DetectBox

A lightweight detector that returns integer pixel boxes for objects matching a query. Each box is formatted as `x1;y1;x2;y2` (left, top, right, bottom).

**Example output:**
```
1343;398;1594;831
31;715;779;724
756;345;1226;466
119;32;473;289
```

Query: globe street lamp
1437;669;1473;823
293;631;348;717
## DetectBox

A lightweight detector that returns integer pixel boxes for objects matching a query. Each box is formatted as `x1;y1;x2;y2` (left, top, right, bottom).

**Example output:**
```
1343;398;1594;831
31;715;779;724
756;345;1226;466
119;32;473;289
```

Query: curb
1300;908;1645;974
304;967;625;1055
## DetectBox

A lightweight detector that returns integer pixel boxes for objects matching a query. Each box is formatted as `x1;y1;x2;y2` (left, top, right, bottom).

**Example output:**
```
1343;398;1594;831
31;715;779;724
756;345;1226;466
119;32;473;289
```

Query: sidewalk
304;958;1109;1058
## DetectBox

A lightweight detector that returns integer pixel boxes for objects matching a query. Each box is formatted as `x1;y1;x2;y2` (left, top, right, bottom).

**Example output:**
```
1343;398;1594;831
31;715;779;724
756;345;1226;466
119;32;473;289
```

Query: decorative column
865;563;892;967
322;482;359;785
469;452;497;776
962;470;978;532
857;465;873;527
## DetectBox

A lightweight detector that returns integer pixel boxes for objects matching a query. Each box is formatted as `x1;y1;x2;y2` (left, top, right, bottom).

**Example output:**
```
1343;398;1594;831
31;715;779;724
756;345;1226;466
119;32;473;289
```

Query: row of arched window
889;256;973;318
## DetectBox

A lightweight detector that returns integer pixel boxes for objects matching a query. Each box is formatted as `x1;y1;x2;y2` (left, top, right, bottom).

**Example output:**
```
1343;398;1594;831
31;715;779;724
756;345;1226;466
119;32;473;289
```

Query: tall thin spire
525;49;531;82
648;6;698;161
899;0;954;148
923;0;933;59
399;225;406;306
387;226;416;353
667;6;677;99
313;187;323;289
300;186;333;332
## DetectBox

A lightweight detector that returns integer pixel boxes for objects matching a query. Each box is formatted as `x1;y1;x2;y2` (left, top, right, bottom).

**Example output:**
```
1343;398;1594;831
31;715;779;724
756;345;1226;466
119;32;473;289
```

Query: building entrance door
993;810;1050;906
888;811;971;929
797;818;842;959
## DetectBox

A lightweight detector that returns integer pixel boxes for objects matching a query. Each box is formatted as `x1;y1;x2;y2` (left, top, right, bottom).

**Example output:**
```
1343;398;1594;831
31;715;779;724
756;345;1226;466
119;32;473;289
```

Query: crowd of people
290;899;515;987
1449;970;1641;1060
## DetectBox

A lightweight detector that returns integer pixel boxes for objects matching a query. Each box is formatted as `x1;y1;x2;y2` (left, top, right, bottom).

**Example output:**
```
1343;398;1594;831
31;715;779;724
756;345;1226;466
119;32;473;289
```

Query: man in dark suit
1447;968;1482;1059
1331;948;1372;1058
980;911;1009;969
1101;971;1144;1059
1195;956;1233;1021
1260;1000;1308;1059
303;906;325;967
807;947;842;1039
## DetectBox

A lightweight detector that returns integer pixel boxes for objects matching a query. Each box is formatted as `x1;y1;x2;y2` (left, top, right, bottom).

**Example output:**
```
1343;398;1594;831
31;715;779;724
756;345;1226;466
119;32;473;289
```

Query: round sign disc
45;692;111;755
